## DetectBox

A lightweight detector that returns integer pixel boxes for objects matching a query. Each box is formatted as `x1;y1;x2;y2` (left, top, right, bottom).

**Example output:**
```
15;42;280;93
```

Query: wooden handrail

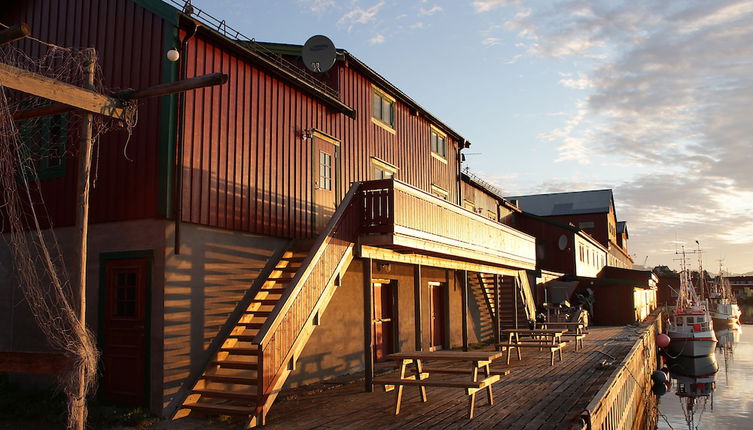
254;182;363;346
517;271;537;321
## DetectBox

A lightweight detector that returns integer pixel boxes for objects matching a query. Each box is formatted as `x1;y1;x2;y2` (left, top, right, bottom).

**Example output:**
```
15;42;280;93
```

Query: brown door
102;259;148;404
373;281;394;362
429;283;446;349
313;135;338;234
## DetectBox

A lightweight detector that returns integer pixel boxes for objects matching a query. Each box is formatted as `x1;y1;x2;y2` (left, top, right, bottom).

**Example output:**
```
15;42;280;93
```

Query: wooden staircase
175;249;309;422
468;273;499;342
174;183;363;428
497;272;535;330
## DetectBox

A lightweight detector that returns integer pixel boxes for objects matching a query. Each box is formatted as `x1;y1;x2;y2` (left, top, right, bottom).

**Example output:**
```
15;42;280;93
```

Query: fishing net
0;37;136;429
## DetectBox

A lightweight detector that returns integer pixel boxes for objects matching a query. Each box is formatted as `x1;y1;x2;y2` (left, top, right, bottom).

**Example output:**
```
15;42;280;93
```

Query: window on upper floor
431;184;449;201
371;157;398;180
430;126;447;159
18;110;68;180
372;86;395;130
579;221;595;229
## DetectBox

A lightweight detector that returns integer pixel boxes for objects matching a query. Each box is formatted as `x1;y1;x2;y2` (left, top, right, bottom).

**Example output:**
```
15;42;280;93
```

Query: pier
231;317;662;430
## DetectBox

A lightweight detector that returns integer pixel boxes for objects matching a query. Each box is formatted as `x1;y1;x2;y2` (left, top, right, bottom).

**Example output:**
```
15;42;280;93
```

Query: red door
102;259;148;404
373;282;394;362
429;284;446;349
313;135;338;234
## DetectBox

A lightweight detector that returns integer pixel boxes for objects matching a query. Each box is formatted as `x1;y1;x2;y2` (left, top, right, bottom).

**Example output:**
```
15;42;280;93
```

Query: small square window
430;126;447;158
371;87;395;129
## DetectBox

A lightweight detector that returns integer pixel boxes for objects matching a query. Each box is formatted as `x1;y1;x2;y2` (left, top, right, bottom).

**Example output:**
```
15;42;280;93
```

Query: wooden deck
261;325;646;430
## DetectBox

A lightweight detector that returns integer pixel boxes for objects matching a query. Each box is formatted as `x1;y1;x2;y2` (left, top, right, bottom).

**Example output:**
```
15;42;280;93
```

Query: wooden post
73;47;96;430
514;275;519;329
363;258;374;392
461;270;468;352
0;23;30;46
493;274;501;345
414;264;422;351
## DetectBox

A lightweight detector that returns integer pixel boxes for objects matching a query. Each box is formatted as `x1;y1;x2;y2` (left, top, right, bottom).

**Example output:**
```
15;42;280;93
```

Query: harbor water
657;306;753;429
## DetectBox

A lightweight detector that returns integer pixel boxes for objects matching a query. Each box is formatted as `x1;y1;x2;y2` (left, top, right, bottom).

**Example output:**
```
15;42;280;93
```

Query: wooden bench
422;367;511;377
498;342;567;366
561;332;586;350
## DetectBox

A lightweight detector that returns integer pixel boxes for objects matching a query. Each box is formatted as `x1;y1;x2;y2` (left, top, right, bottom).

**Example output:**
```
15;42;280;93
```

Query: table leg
469;367;478;419
515;333;522;361
414;359;428;402
395;359;408;415
483;364;493;405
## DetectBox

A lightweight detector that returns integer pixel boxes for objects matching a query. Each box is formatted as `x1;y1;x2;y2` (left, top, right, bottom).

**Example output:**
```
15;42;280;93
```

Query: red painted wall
516;216;575;274
179;31;462;238
1;0;168;227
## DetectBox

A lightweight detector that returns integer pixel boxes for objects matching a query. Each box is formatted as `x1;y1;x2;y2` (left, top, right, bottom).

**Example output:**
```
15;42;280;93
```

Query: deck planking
257;326;642;430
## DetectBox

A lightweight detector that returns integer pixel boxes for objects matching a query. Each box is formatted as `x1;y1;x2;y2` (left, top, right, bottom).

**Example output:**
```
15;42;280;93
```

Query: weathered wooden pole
73;47;96;430
493;274;501;345
461;270;469;352
363;258;374;392
414;264;422;351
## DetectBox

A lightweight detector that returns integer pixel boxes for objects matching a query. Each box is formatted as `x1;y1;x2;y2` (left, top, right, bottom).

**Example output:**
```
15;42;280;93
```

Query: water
657;313;753;429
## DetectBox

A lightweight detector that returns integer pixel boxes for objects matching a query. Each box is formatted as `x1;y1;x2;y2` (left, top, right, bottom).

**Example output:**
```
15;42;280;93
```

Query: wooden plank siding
180;32;462;239
0;0;170;227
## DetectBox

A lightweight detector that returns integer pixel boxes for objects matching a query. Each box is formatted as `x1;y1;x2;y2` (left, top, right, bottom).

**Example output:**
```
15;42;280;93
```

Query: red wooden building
1;0;538;426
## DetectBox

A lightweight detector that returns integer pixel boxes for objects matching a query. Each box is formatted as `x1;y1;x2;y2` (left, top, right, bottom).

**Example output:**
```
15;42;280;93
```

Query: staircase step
219;347;260;356
276;266;301;273
228;334;257;341
192;389;257;402
211;360;258;370
280;256;306;262
250;299;279;305
236;322;263;329
258;287;286;294
183;402;252;416
202;374;258;385
244;310;271;317
266;277;293;283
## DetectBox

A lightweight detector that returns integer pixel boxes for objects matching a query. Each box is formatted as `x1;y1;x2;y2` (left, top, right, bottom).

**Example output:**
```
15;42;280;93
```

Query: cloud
482;37;501;46
473;0;518;13
338;1;385;31
494;0;753;270
420;5;443;16
299;0;335;14
369;33;385;45
410;22;426;29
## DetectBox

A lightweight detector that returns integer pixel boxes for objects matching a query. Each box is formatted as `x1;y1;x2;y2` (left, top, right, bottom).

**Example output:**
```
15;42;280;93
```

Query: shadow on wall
161;222;289;412
469;277;495;344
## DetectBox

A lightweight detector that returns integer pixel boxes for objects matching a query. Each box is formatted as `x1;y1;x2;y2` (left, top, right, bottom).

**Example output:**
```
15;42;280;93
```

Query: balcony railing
360;179;536;270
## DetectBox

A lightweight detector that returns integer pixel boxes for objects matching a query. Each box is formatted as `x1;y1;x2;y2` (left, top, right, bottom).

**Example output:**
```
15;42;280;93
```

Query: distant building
506;189;633;268
726;275;753;299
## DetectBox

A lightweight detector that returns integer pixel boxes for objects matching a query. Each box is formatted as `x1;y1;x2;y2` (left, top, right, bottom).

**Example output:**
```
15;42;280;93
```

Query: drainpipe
173;20;198;255
457;139;470;206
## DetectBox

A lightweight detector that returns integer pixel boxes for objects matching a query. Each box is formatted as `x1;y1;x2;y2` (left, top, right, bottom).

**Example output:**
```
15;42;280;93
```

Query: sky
189;0;753;274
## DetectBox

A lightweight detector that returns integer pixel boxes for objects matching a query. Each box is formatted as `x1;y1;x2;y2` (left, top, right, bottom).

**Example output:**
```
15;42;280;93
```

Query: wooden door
313;135;338;234
429;283;446;349
373;282;394;361
102;258;148;404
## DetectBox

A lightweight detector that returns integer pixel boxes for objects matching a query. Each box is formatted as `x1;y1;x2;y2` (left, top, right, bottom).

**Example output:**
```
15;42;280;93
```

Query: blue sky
189;0;753;274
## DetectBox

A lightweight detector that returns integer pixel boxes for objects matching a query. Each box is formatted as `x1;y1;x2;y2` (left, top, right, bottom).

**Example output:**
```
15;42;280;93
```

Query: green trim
158;24;179;218
131;0;179;24
97;249;154;406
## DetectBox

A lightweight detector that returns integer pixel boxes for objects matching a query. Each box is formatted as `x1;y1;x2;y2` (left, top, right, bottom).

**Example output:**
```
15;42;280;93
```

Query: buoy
656;333;671;348
651;370;667;385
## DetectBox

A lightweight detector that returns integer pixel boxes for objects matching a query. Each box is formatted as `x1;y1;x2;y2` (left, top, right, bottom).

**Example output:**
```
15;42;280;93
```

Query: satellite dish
558;234;568;251
302;35;336;73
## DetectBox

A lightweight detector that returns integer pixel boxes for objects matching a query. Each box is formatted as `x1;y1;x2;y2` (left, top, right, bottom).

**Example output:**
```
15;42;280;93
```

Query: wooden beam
0;351;71;375
0;61;125;120
12;73;229;121
115;72;228;100
493;274;501;345
461;270;469;352
363;258;374;393
414;264;422;351
358;245;520;277
0;23;30;46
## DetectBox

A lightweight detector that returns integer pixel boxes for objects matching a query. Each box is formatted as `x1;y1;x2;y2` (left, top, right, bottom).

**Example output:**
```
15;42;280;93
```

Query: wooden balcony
359;179;536;271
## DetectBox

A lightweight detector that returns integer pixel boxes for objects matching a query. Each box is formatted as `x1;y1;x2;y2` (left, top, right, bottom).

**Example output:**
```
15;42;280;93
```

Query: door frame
428;281;448;351
310;129;341;234
372;278;399;361
97;249;153;405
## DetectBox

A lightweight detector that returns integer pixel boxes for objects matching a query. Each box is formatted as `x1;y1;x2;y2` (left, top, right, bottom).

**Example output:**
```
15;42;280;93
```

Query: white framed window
430;125;447;159
372;86;395;130
371;157;398;180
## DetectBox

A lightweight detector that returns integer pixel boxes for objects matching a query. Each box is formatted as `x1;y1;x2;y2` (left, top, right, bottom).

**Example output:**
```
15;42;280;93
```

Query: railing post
514;275;519;329
461;270;469;352
493;274;501;345
414;264;422;351
363;258;374;392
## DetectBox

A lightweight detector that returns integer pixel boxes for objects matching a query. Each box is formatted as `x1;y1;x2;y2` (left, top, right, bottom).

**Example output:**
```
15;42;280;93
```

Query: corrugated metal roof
506;189;614;216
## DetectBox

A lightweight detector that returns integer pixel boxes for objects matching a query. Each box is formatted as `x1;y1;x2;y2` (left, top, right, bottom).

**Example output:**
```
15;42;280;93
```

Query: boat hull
712;316;737;330
666;337;717;357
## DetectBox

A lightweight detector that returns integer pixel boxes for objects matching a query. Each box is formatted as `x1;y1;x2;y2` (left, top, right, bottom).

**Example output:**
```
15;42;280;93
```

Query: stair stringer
252;243;355;426
515;270;537;324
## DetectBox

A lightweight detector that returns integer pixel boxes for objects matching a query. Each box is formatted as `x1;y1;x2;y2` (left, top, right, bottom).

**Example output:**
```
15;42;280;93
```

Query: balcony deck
359;180;536;272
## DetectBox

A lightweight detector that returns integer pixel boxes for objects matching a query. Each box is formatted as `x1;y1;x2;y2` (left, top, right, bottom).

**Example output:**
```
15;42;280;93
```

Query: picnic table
538;321;588;350
373;350;508;418
498;329;567;365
